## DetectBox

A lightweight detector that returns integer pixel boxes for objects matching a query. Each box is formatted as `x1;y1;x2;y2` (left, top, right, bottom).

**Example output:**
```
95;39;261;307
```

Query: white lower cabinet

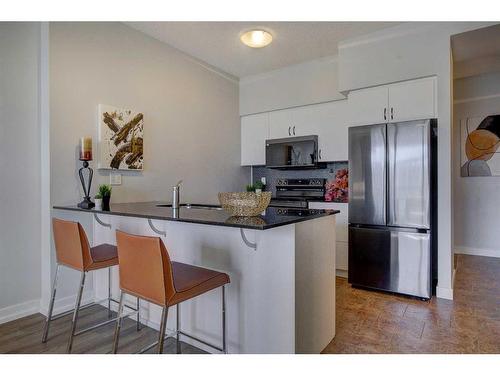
241;113;269;166
309;202;348;271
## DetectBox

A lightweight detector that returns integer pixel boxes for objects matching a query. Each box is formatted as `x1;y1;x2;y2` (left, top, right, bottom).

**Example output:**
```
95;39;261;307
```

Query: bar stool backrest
115;230;175;306
52;218;93;271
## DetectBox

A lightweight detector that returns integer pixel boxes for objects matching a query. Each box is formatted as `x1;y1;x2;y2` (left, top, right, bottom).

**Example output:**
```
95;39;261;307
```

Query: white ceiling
126;22;400;78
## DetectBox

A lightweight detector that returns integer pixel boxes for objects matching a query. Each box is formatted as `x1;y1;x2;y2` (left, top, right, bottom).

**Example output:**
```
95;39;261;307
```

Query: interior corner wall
453;71;500;258
49;22;248;300
0;22;42;320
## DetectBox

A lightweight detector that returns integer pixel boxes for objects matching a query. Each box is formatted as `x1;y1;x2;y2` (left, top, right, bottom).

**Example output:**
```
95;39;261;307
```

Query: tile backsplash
252;161;349;203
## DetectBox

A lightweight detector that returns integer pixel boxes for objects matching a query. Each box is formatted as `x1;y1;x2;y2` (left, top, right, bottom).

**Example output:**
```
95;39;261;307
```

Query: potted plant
97;184;112;211
246;184;255;192
94;193;103;210
254;180;265;194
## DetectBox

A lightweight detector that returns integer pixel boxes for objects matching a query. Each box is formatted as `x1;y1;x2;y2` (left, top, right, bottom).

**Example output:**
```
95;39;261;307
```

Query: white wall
453;71;500;258
0;23;42;321
239;56;345;115
49;22;248;302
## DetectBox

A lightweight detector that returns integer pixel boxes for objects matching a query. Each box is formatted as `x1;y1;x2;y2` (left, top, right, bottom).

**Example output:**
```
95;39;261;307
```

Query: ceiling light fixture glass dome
240;29;273;48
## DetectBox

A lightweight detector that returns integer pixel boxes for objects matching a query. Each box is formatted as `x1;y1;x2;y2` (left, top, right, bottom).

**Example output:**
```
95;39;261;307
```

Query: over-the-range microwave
265;135;323;169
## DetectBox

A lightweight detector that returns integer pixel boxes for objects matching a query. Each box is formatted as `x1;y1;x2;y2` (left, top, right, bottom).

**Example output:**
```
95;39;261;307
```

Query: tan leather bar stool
43;218;141;353
112;230;230;354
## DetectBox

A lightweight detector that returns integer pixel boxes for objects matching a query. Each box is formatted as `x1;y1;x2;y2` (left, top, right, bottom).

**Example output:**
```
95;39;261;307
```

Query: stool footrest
178;330;224;352
136;334;174;354
50;297;138;323
74;309;136;336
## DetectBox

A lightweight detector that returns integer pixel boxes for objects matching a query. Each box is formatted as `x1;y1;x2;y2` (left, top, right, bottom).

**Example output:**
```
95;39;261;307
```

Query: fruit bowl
218;192;271;217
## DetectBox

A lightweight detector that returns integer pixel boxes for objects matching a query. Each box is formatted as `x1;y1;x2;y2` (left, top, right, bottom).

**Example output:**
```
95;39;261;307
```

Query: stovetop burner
275;208;322;216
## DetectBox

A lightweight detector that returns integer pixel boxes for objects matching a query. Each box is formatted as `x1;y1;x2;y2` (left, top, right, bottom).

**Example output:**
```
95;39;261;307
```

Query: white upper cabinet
347;86;389;126
269;109;294;138
308;100;349;162
347;77;437;126
388;77;436;122
242;100;349;165
241;113;269;166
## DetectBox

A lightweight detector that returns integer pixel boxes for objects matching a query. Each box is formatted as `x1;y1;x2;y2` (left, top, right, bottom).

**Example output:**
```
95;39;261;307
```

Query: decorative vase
94;198;102;211
102;196;111;211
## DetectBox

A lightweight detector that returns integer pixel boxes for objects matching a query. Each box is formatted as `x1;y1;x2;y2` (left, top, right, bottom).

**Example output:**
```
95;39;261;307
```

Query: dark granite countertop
53;201;339;230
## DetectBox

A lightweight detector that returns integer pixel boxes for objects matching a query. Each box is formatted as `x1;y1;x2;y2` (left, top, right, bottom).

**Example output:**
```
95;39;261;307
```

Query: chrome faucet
172;180;182;209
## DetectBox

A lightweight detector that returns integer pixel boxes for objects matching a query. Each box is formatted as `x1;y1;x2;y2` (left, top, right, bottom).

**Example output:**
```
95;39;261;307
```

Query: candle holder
78;160;94;209
77;137;95;209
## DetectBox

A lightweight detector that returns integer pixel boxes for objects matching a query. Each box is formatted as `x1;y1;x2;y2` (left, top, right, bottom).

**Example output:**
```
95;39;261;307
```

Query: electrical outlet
261;177;266;185
110;173;122;185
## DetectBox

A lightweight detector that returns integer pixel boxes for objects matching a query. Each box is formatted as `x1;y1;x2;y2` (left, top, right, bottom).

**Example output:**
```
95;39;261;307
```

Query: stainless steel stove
269;178;326;209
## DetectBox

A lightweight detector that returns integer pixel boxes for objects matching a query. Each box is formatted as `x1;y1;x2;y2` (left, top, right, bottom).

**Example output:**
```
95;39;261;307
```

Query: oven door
266;135;318;169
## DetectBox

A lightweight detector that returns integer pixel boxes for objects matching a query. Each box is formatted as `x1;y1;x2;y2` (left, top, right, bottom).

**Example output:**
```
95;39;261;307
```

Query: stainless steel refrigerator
348;119;437;299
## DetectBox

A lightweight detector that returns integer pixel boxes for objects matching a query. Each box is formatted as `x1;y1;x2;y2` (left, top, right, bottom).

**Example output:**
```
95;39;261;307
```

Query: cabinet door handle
384;107;387;120
319;149;322;160
293;126;296;135
391;107;394;120
288;126;291;136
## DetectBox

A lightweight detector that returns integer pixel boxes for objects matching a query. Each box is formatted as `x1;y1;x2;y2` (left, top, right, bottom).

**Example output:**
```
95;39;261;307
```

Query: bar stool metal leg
157;306;169;354
222;285;227;354
112;291;125;354
67;271;86;353
108;267;112;318
42;264;60;343
176;303;181;354
136;297;141;331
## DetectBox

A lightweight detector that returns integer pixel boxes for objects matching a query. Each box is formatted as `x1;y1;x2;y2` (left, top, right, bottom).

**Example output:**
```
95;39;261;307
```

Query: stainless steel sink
156;203;223;211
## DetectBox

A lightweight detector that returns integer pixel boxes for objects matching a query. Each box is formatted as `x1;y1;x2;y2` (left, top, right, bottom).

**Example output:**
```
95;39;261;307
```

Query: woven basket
218;192;271;217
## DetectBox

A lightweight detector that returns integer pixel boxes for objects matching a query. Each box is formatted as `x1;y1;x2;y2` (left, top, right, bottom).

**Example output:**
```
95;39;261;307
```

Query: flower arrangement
325;168;349;202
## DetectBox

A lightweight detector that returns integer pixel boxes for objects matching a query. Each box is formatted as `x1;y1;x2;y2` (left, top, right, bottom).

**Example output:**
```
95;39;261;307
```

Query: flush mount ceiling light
240;29;273;48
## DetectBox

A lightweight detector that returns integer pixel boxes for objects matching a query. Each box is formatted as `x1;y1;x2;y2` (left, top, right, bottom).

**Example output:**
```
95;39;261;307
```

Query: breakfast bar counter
53;202;338;354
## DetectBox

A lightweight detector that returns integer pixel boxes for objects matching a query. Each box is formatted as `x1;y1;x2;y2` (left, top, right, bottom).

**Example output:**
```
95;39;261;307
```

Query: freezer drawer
348;226;431;298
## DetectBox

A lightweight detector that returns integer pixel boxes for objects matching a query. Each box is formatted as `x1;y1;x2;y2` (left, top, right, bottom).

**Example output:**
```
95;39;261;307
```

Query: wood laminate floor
0;254;498;354
323;254;500;353
0;305;205;354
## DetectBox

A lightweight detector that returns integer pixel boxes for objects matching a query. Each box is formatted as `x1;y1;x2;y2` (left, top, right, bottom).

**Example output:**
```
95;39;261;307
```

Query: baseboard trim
455;246;500;259
336;269;348;278
436;286;454;300
0;299;41;325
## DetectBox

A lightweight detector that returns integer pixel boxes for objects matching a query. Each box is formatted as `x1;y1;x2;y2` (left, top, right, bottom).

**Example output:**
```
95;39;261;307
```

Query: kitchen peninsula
53;202;338;354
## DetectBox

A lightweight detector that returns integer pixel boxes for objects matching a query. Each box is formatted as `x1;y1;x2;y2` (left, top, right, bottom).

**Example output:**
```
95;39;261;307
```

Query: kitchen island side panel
295;215;336;353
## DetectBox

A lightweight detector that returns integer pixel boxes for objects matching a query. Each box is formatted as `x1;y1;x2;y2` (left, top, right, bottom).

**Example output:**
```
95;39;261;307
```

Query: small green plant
246;184;255;192
97;184;112;198
254;181;265;191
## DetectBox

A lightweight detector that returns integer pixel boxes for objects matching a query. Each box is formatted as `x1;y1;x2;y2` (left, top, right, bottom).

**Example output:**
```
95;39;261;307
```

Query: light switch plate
110;173;122;185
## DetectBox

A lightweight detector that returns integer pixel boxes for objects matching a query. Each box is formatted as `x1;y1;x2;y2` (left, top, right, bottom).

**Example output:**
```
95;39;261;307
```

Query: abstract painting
461;114;500;176
98;104;144;170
